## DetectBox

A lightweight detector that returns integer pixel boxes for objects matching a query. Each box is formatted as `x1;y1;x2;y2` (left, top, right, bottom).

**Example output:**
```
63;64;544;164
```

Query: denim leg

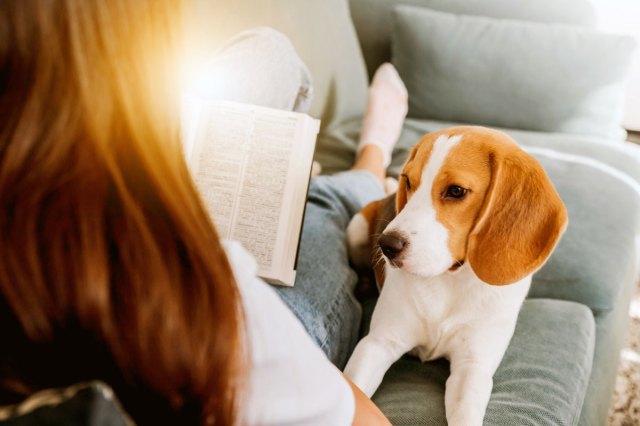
187;27;313;113
275;171;385;369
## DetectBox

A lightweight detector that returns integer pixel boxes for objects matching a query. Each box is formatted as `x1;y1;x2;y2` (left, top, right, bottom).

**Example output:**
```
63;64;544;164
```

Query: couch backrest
349;0;598;78
191;0;369;129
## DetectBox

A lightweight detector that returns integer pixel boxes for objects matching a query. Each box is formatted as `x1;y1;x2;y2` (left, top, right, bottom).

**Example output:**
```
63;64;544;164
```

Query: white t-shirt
222;240;355;426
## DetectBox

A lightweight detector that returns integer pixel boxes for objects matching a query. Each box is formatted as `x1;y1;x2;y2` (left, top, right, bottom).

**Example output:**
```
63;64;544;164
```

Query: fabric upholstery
391;6;636;139
316;116;640;184
389;119;640;183
314;118;362;176
367;299;595;426
486;300;595;426
349;0;598;78
390;119;640;183
191;0;369;129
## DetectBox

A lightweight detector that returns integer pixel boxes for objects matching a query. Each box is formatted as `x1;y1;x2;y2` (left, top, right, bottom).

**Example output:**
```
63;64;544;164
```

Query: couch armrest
528;154;640;315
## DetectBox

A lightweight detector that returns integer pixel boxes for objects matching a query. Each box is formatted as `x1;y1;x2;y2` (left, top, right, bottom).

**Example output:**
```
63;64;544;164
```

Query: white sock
357;63;408;167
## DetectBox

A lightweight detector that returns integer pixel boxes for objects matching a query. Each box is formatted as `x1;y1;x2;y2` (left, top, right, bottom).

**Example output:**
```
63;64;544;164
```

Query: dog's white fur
383;134;457;277
344;131;562;426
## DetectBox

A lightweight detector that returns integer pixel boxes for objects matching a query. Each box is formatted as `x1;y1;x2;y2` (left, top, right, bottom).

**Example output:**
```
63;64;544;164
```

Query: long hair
0;1;244;424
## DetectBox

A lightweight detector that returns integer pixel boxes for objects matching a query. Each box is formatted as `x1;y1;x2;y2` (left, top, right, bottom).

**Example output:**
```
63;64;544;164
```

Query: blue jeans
198;27;385;368
276;172;384;368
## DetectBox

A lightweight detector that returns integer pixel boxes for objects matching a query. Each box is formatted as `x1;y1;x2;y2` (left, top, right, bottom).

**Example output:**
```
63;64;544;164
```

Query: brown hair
0;1;244;424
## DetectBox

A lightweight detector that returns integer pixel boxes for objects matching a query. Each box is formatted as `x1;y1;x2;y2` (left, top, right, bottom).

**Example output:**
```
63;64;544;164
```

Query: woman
0;1;404;424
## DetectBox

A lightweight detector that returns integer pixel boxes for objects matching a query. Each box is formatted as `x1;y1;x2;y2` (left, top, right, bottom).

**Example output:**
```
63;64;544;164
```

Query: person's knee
241;27;295;52
194;27;313;112
241;27;313;112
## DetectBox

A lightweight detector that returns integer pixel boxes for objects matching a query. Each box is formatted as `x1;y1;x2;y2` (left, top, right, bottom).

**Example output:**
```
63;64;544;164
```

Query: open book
182;99;320;286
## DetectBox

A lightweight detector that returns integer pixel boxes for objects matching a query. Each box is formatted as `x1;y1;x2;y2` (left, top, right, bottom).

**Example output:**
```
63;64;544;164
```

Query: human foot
357;63;408;168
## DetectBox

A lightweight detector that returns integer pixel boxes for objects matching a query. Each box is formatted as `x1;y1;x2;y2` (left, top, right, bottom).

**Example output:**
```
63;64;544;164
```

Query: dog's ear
396;174;409;213
467;149;568;286
395;145;419;213
372;194;398;290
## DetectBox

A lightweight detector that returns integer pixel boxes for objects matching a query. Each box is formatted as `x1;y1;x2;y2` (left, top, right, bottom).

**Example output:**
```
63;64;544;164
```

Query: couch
3;0;638;425
188;0;640;425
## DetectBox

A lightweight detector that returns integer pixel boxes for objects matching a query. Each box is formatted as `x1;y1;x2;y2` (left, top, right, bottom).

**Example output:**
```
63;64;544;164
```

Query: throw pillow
349;0;598;78
392;6;636;139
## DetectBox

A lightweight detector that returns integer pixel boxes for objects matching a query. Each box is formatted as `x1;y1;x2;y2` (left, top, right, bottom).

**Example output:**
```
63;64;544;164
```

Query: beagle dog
344;126;568;426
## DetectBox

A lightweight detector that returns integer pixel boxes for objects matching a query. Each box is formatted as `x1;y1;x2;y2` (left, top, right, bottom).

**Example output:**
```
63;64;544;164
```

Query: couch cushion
190;0;369;129
369;299;595;426
316;116;640;186
314;117;362;175
349;0;598;79
391;6;636;139
390;118;640;184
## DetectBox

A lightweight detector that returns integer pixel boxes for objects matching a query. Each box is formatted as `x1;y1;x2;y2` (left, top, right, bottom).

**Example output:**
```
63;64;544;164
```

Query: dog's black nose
378;233;406;260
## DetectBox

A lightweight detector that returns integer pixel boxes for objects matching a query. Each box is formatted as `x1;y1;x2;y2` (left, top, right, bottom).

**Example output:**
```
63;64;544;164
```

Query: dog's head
379;126;567;285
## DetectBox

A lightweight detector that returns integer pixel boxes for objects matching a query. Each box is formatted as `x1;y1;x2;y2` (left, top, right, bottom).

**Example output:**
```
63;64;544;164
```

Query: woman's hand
341;372;391;426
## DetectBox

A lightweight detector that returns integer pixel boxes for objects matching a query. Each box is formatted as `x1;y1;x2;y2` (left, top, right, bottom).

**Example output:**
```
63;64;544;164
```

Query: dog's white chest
379;265;530;362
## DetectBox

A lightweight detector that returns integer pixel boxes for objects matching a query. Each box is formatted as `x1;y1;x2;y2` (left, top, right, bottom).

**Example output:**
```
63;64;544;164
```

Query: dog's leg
444;324;515;426
445;360;495;426
344;281;419;397
343;332;411;397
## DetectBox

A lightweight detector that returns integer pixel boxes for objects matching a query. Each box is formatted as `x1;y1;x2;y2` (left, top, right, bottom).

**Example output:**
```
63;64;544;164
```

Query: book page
231;111;296;270
189;102;301;274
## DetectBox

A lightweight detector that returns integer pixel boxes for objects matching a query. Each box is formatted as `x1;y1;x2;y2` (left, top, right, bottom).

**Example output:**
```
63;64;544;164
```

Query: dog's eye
445;185;467;199
401;174;411;192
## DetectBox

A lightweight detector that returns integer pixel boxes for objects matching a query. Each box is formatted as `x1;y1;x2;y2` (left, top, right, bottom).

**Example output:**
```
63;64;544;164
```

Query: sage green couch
2;1;638;425
191;0;640;424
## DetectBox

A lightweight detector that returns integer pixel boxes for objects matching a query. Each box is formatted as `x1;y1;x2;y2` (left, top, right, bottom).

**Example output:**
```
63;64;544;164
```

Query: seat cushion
391;118;640;183
315;116;640;183
369;299;595;426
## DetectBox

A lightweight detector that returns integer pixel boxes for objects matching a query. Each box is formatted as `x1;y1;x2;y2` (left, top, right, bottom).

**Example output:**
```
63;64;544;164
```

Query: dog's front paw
446;407;487;426
445;365;493;426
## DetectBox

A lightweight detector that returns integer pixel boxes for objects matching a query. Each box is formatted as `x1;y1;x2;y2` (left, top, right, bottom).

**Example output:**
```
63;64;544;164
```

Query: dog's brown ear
396;174;409;213
370;194;398;290
395;144;420;213
467;149;568;286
